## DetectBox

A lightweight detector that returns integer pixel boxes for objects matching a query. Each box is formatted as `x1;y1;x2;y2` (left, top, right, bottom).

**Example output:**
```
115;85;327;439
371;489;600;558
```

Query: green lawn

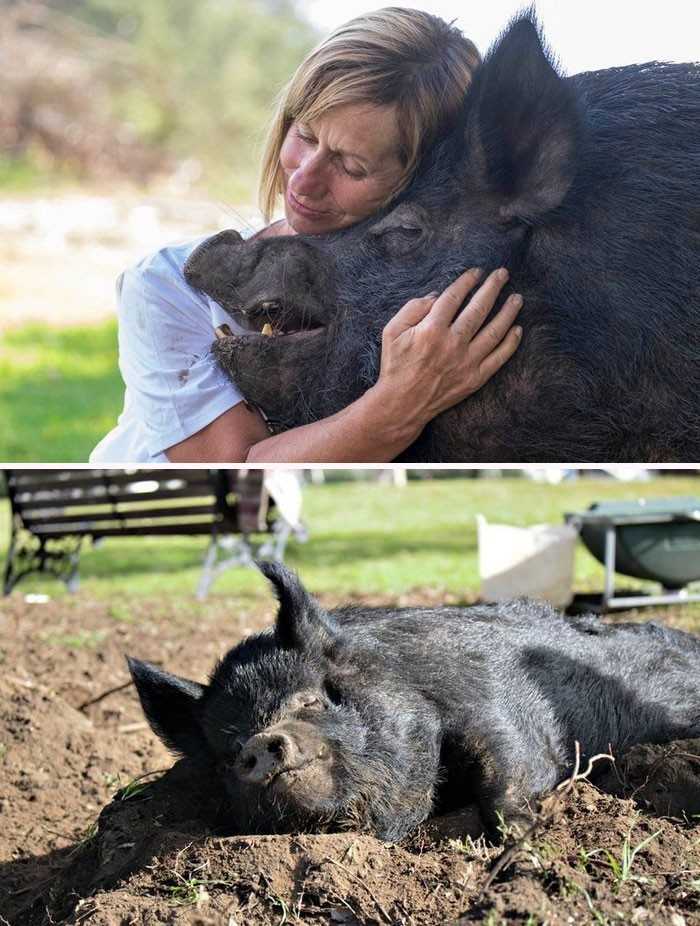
0;321;122;462
2;476;699;609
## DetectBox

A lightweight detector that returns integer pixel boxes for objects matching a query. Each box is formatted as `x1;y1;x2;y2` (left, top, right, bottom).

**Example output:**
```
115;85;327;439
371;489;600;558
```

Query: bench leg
196;534;255;600
3;518;83;595
258;518;308;563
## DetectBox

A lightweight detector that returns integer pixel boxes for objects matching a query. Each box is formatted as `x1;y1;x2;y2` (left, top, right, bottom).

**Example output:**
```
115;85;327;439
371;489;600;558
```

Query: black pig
128;563;700;841
184;13;700;462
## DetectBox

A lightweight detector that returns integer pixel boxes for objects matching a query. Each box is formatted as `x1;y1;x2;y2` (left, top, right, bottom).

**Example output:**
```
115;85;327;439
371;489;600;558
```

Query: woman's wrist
360;381;427;448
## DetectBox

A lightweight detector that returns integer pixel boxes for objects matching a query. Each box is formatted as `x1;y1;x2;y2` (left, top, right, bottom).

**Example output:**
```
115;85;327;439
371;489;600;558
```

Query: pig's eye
219;739;243;772
299;694;323;710
374;226;423;258
323;679;343;706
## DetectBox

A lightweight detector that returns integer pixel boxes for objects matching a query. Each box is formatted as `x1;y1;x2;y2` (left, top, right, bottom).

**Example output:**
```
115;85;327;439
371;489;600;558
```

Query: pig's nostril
242;754;257;771
267;736;286;760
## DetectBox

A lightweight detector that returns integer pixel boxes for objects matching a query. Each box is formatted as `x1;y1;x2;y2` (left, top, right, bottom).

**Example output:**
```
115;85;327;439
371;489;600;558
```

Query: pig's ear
258;561;338;656
464;11;581;222
127;657;208;757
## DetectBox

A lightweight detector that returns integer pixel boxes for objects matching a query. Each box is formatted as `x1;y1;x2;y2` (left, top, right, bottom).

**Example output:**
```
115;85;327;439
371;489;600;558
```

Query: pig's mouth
267;747;330;789
230;297;326;341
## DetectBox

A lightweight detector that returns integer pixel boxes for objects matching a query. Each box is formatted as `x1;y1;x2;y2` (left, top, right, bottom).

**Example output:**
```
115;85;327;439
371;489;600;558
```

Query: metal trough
565;497;700;611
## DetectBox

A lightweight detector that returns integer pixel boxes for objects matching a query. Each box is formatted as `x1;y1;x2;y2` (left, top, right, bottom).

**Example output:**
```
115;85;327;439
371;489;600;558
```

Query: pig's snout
237;723;328;785
238;731;294;784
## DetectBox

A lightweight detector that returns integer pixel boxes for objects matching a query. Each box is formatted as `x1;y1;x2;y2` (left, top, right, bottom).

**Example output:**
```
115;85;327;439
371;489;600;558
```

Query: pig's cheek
212;336;279;406
272;758;338;809
213;333;327;412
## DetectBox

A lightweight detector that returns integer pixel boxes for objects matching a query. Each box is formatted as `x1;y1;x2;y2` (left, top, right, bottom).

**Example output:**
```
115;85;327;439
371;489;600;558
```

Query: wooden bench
3;468;302;598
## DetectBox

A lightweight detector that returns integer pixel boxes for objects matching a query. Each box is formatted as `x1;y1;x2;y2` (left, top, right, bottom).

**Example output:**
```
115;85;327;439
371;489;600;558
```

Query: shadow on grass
0;322;123;462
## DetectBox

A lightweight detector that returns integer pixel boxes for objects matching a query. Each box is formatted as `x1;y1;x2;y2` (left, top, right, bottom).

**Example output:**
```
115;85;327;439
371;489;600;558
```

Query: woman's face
279;103;405;235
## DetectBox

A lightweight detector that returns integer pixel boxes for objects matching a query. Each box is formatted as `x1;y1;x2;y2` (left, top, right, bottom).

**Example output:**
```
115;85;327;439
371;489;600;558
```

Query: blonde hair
258;7;481;222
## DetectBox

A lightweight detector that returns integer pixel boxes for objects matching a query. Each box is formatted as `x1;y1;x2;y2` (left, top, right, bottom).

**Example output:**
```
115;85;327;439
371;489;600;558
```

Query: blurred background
1;0;697;462
2;467;699;610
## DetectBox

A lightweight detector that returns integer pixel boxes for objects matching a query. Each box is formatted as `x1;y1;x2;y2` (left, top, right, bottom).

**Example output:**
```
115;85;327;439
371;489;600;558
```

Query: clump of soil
1;594;699;925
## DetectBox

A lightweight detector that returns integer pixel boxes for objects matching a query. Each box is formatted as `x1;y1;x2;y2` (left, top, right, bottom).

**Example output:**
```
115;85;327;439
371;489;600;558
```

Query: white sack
477;514;578;608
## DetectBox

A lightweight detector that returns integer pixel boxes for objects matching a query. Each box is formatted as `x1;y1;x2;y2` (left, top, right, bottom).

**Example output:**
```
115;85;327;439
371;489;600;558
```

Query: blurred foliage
0;0;319;198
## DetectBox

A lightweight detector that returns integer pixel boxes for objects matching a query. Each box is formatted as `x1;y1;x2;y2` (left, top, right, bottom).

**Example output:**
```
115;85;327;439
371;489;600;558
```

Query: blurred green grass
2;477;699;614
0;321;122;462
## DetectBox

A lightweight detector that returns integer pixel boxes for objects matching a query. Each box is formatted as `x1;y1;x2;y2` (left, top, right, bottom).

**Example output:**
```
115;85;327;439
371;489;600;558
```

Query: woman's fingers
476;324;523;384
423;268;484;328
383;292;439;338
449;268;511;339
468;291;524;360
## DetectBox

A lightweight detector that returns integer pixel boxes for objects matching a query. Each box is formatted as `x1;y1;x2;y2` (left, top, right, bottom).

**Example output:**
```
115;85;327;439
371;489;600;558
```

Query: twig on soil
477;741;614;899
78;678;133;711
321;855;392;923
556;741;615;795
118;721;149;733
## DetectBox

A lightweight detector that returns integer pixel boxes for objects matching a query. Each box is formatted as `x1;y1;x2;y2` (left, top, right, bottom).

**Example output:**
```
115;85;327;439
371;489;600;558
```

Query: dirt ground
1;592;699;925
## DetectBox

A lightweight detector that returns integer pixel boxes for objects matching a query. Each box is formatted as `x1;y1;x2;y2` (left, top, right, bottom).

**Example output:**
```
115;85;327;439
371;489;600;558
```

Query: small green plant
565;878;609;925
76;820;98;846
603;828;662;892
165;875;236;906
117;769;166;800
267;891;290;924
448;833;493;862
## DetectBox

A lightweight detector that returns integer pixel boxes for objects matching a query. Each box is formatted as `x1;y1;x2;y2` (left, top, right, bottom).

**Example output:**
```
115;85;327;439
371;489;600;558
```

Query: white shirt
89;236;247;463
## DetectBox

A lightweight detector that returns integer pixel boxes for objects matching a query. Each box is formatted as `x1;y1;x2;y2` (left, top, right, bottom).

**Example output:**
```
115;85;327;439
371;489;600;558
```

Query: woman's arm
165;268;522;463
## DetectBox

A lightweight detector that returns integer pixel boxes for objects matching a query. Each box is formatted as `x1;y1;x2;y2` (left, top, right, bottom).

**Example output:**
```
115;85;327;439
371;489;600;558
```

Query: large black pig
184;13;700;462
128;563;700;841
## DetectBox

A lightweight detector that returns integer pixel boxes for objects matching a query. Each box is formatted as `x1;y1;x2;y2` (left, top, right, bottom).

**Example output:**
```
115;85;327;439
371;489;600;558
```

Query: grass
602;828;661;892
164;873;237;906
2;476;700;613
0;321;123;462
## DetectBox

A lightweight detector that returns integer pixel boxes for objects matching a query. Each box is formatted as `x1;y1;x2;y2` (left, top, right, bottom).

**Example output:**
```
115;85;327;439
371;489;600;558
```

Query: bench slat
7;470;214;491
22;504;236;529
14;485;218;512
31;520;258;539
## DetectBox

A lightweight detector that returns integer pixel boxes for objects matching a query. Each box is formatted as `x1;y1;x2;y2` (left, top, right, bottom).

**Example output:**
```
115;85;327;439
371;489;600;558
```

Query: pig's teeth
261;301;280;310
261;323;273;337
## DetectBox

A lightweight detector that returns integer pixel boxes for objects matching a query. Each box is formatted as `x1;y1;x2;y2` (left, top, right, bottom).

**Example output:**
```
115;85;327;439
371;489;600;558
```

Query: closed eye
371;225;424;258
219;738;243;767
386;226;421;238
336;158;367;180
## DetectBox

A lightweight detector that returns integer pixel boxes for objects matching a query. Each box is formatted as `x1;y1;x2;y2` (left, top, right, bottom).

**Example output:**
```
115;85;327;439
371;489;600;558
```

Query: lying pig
128;563;700;841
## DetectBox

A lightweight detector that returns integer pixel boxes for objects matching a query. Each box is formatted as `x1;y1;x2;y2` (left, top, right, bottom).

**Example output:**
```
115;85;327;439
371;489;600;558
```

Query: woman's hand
374;267;522;427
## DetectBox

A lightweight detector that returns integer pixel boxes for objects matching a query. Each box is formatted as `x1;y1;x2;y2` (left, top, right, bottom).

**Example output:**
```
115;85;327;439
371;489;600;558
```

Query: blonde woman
90;7;523;464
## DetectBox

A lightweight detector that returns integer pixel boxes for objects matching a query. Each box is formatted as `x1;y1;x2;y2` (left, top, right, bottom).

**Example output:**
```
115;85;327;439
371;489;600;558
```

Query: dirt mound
2;595;700;925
